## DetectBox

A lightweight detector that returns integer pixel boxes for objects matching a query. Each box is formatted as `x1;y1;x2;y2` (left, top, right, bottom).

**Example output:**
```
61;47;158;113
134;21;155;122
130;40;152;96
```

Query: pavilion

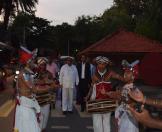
79;29;162;86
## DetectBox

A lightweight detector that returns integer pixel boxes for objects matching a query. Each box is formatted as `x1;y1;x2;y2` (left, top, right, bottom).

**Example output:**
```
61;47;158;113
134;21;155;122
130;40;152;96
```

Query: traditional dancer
87;56;124;132
14;46;41;132
115;60;140;132
34;57;58;132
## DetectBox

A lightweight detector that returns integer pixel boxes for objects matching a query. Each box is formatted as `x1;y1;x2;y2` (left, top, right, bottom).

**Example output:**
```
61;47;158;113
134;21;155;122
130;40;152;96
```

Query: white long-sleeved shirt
59;64;79;88
46;62;59;78
81;63;85;79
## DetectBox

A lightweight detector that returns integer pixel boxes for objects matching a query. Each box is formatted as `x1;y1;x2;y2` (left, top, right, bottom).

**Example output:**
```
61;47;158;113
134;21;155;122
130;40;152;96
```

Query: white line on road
86;126;93;130
51;126;70;129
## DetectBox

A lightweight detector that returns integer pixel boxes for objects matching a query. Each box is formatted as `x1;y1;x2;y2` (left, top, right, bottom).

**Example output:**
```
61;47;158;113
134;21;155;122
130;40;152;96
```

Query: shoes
68;111;73;114
62;111;67;115
80;107;85;112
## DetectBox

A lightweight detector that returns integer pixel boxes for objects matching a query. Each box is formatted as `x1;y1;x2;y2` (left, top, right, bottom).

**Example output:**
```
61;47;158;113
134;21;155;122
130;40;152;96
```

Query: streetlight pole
23;26;26;47
68;40;70;56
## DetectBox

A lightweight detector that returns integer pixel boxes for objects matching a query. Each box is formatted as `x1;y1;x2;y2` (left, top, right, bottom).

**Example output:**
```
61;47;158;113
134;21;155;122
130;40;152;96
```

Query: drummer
34;57;59;132
86;56;124;132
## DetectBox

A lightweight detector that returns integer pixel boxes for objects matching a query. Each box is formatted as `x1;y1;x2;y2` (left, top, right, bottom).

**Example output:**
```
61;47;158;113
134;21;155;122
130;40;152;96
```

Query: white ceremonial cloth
15;96;41;132
115;104;139;132
91;83;111;132
115;83;139;132
40;104;50;130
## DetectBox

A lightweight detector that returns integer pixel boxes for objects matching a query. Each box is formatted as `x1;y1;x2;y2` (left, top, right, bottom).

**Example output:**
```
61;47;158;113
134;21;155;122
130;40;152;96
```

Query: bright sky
36;0;114;25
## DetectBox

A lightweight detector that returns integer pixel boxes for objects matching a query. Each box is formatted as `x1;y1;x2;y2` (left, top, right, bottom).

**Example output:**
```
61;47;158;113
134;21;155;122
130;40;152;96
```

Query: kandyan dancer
86;56;124;132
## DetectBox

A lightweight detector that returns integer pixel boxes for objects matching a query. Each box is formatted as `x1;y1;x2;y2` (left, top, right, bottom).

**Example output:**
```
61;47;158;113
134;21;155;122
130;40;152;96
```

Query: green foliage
114;0;162;41
102;6;134;34
74;15;104;49
10;12;56;50
3;0;162;55
0;0;38;36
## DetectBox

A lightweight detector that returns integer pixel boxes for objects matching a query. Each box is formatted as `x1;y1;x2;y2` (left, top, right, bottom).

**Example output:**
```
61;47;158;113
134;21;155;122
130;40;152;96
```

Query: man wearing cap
59;56;79;114
86;56;124;132
34;57;59;132
14;46;41;132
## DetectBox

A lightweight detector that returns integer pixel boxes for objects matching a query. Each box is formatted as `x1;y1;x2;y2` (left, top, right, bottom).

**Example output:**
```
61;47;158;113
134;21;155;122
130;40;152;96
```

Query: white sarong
15;96;41;132
115;104;139;132
91;84;111;132
93;113;111;132
40;104;50;130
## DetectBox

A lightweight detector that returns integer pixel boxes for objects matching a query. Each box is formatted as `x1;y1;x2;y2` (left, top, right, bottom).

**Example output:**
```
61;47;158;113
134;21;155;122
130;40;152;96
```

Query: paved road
46;85;162;132
46;101;93;132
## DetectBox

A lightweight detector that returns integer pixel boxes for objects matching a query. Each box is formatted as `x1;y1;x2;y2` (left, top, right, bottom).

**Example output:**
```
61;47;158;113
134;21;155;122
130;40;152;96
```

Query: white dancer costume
115;83;139;132
40;104;50;129
91;82;111;132
15;96;41;132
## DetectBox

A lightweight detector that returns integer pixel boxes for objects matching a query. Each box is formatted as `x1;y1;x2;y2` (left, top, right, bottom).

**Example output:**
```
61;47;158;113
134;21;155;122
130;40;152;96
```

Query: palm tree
1;0;38;31
0;0;4;15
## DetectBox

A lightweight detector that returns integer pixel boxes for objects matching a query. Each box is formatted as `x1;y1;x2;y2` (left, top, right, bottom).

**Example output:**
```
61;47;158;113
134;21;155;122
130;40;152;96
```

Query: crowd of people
0;46;162;132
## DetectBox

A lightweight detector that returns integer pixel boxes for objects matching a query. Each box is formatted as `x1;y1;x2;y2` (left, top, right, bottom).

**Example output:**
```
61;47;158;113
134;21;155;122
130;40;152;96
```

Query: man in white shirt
76;55;91;112
59;57;79;114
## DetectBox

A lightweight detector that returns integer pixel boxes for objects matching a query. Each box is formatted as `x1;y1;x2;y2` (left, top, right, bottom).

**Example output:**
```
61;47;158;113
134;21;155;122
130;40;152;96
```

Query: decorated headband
37;57;48;65
95;56;110;64
122;60;140;79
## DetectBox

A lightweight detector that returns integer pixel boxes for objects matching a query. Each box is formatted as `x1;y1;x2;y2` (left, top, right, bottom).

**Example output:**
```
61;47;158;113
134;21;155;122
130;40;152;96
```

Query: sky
36;0;114;25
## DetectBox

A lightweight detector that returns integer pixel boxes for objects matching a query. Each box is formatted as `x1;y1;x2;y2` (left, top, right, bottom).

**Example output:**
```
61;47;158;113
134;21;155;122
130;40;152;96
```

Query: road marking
86;126;93;130
51;100;92;118
0;100;15;117
51;126;70;129
51;109;66;118
74;103;91;118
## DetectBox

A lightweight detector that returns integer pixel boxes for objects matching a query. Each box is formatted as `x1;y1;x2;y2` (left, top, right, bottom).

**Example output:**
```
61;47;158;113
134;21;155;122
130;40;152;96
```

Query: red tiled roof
80;29;162;55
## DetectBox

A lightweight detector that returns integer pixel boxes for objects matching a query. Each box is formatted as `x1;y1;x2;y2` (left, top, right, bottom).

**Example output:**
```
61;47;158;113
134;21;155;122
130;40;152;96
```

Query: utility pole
22;26;26;47
67;40;70;56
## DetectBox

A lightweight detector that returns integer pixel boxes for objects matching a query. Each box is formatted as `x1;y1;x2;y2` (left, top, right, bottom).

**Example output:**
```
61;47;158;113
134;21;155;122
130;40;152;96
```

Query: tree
10;12;56;50
0;0;38;41
102;6;134;34
114;0;162;42
74;15;104;50
53;22;75;55
114;0;147;17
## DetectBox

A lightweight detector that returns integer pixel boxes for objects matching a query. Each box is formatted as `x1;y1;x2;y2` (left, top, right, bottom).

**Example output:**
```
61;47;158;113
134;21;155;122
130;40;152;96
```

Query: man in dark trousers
76;54;91;112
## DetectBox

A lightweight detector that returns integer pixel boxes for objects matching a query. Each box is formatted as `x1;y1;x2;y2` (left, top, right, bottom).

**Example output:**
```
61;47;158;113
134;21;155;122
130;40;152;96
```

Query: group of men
2;45;162;132
59;54;140;132
59;54;94;114
59;54;162;132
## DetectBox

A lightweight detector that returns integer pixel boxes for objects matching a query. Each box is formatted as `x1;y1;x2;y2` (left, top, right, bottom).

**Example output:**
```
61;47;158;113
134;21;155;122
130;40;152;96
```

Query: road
46;101;93;132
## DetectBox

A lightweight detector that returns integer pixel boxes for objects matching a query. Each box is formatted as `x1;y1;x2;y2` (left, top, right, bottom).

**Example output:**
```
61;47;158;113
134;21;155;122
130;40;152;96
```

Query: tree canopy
1;0;162;56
